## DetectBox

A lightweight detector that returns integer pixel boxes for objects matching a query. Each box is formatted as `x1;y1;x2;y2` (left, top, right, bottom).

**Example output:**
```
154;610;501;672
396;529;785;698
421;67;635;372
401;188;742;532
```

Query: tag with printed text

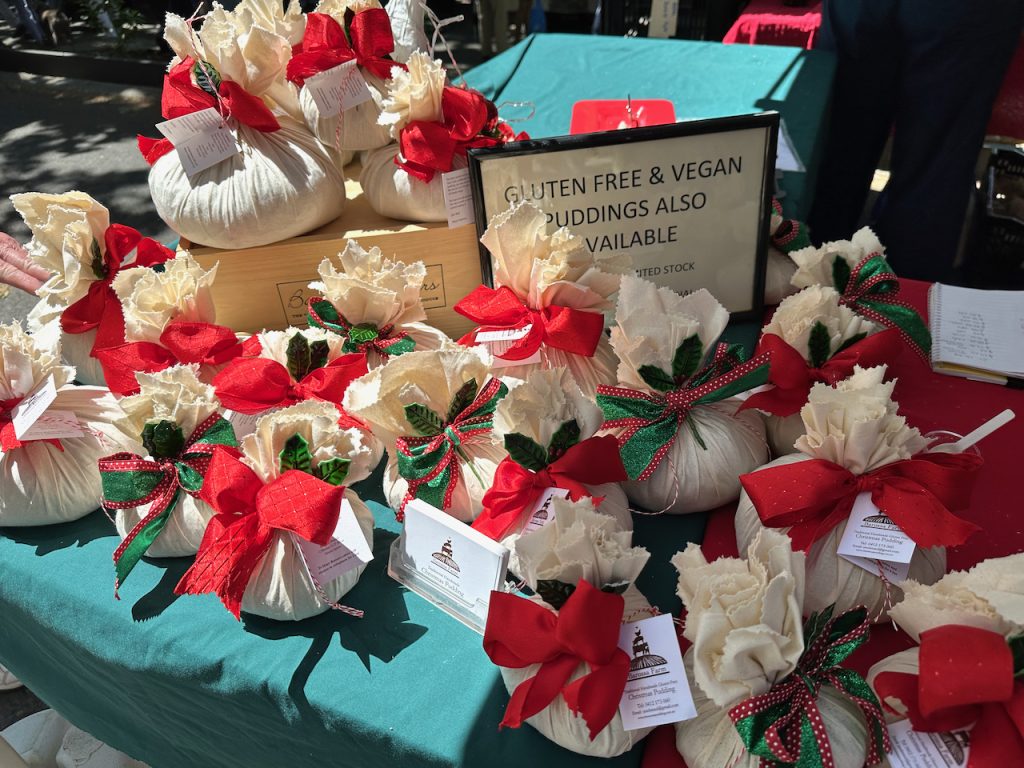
305;60;372;118
617;613;697;730
887;718;972;768
223;409;263;440
837;492;916;565
293;498;373;585
156;107;239;178
442;167;475;228
11;375;74;439
522;487;570;534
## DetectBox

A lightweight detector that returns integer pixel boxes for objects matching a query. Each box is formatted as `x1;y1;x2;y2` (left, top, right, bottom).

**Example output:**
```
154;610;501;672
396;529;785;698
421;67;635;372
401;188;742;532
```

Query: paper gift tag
222;409;263;440
476;326;542;367
838;553;911;583
522;487;570;534
11;375;83;440
837;492;916;565
293;498;373;585
19;411;84;441
442;167;475;228
887;718;972;768
305;60;373;118
617;614;697;730
156;107;239;178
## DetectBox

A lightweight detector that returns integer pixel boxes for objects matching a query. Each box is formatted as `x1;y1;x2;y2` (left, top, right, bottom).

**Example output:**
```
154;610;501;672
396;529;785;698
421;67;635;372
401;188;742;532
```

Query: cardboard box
182;167;482;340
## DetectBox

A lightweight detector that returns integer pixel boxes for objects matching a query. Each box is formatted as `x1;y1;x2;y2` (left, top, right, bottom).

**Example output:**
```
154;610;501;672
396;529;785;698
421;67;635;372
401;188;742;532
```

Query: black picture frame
467;111;780;322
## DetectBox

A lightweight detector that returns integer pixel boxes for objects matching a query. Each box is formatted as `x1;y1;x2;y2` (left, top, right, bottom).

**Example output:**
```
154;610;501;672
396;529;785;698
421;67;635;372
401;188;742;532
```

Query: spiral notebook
928;283;1024;385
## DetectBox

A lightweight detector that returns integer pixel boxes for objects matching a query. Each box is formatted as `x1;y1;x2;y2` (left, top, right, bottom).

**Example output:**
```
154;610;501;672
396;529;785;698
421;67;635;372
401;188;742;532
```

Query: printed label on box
617;614;697;730
420;264;447;309
276;280;319;328
442;167;475;228
522;487;570;533
837;492;916;565
293;498;373;585
305;60;373;118
887;718;971;768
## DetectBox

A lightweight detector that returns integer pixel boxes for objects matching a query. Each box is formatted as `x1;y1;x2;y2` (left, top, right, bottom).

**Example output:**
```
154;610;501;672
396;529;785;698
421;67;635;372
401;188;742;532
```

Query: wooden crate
182;167;482;340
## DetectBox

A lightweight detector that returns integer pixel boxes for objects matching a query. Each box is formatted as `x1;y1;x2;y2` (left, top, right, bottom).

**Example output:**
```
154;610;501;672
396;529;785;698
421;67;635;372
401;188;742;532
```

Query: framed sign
467;112;779;321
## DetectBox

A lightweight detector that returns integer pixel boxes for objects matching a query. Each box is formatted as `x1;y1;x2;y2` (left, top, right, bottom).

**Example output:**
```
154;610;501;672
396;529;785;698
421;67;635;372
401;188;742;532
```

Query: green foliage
504;433;548;472
141;420;185;460
638;365;675;392
193;60;222;97
808;321;832;368
348;323;380;345
90;239;106;280
286;333;330;381
404;403;444;436
672;334;703;380
279;434;312;475
314;457;350;486
547;419;581;462
536;579;576;610
832;255;852;293
447;379;478;422
835;332;868;355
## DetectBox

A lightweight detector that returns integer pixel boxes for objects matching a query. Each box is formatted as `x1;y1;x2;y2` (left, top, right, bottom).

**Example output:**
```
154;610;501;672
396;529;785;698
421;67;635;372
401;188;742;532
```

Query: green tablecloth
461;34;836;219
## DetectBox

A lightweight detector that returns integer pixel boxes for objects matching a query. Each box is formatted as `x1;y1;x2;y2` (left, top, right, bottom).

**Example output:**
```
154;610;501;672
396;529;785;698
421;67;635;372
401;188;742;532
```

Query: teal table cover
461;34;836;219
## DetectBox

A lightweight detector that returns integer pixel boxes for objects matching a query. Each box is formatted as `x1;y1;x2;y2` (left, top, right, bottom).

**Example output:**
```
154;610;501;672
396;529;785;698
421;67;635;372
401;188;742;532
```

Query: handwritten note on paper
931;284;1024;376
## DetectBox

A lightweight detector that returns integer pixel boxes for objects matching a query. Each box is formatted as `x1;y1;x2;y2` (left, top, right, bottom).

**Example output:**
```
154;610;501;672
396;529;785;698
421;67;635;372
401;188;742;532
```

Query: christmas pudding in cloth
455;201;625;397
343;345;508;521
596;277;769;514
741;285;898;456
103;365;238;594
483;496;655;757
736;365;982;620
175;400;376;621
306;238;450;369
672;528;890;768
762;198;812;306
142;10;345;250
0;322;138;526
286;0;397;156
470;368;630;573
11;191;173;386
93;252;244;396
866;555;1024;764
212;326;382;465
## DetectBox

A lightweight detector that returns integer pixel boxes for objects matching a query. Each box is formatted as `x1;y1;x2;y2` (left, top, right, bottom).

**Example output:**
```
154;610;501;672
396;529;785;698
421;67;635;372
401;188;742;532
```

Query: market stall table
461;34;836;220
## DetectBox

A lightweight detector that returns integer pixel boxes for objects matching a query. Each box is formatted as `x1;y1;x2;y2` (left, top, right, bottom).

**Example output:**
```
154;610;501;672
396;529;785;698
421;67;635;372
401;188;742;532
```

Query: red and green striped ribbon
394;378;507;520
307;297;416;359
729;605;890;768
771;198;812;254
100;413;238;595
596;344;770;481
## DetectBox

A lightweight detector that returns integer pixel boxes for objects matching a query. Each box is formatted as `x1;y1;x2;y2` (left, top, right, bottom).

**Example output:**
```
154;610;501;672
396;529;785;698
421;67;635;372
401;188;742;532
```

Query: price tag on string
836;492;915;579
442;167;475;228
155;107;239;178
617;613;697;730
305;60;373;118
11;375;84;440
293;498;373;585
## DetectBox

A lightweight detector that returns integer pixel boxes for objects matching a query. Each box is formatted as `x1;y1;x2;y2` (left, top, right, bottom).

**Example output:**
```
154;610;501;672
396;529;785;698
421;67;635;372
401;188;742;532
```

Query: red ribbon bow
138;56;280;166
454;285;606;361
212;353;368;415
483;580;631;740
397;86;503;182
0;395;64;453
740;329;903;417
94;321;244;396
873;625;1024;768
286;10;401;86
471;436;627;541
175;447;345;619
60;224;174;349
739;452;983;551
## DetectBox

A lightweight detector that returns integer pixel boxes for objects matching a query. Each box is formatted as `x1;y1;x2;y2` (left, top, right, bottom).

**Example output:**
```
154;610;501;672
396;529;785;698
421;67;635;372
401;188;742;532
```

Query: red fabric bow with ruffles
455;285;606;361
483;579;631;740
286;10;401;86
138;56;280;166
472;436;627;541
0;395;63;453
397;86;505;183
873;625;1024;768
212;353;368;414
60;224;174;349
175;446;345;619
739;452;983;552
740;329;903;417
94;320;244;396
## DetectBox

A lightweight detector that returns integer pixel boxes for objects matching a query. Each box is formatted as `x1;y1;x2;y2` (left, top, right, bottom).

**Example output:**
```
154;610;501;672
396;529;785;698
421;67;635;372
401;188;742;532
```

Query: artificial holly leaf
90;239;106;280
279;433;312;475
315;457;350;486
308;298;341;328
192;59;221;97
536;579;576;611
672;334;703;380
547;419;581;462
447;379;478;423
348;323;379;346
404;403;444;436
808;321;832;369
834;332;868;356
687;417;707;451
308;339;330;373
638;364;675;393
141;420;185;460
505;433;548;472
286;332;311;381
832;255;852;293
601;580;630;595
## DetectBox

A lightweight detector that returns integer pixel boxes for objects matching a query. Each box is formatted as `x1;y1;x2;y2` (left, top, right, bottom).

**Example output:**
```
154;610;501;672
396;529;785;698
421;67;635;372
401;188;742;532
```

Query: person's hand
0;233;50;295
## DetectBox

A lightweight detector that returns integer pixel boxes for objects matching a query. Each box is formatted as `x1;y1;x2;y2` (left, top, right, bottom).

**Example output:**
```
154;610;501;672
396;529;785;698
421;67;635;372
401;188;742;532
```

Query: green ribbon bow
393;377;507;520
771;198;812;254
834;252;931;359
729;605;890;768
307;297;416;358
596;341;770;481
100;413;238;595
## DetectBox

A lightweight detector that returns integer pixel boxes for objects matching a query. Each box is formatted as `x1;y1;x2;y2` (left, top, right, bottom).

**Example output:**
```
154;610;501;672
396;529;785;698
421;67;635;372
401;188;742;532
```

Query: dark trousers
809;0;1024;281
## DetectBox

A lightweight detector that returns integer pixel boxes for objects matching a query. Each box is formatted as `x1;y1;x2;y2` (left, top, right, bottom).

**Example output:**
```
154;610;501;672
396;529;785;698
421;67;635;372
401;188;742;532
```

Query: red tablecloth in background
643;279;1024;767
722;0;822;49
